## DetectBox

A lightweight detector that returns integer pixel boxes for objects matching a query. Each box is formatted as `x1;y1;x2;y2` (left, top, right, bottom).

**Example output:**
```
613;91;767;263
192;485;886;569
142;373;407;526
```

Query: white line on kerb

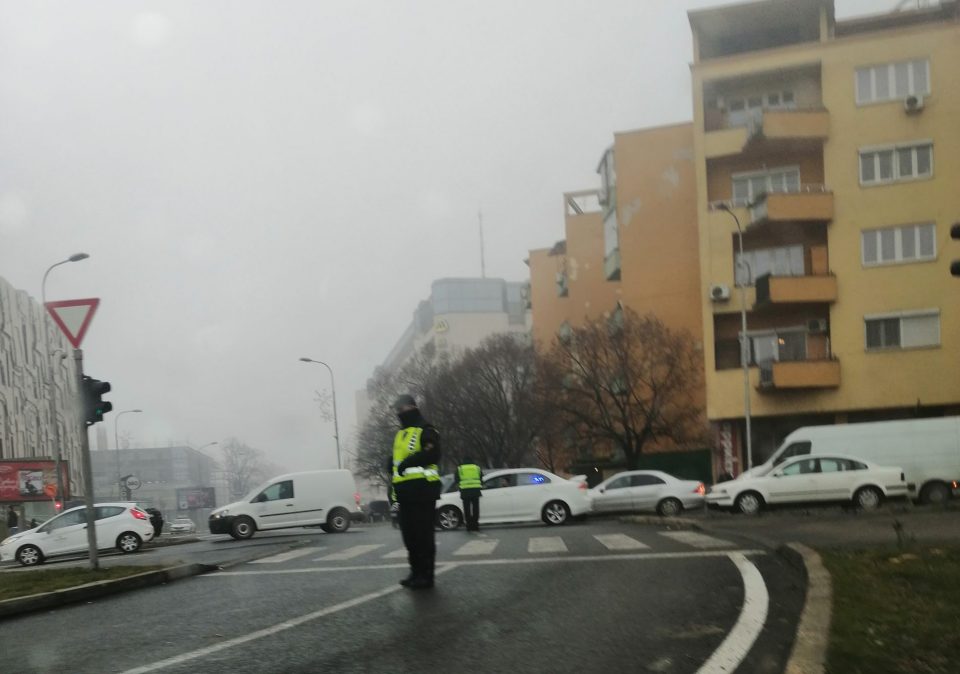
119;565;460;674
697;552;770;674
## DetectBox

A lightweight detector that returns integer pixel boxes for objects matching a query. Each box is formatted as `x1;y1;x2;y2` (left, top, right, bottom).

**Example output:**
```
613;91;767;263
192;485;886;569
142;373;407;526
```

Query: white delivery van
208;470;360;539
746;417;960;504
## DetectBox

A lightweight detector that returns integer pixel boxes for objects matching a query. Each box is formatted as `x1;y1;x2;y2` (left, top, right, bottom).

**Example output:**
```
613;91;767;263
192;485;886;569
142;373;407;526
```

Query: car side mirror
773;473;782;478
255;494;267;503
598;488;605;494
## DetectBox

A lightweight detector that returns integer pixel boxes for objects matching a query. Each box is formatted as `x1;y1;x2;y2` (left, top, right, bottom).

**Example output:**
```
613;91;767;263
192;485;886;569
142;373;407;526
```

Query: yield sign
45;298;101;349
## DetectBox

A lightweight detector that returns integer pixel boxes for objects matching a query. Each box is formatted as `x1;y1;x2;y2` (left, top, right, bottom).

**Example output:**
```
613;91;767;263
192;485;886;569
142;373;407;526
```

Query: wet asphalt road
2;520;804;674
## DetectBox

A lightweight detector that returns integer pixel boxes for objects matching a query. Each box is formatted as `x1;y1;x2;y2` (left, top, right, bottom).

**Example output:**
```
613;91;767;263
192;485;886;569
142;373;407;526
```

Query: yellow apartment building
689;0;960;477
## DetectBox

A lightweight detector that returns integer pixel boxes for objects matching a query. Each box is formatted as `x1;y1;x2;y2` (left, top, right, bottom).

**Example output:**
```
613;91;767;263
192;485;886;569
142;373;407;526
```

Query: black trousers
398;500;437;581
462;495;480;530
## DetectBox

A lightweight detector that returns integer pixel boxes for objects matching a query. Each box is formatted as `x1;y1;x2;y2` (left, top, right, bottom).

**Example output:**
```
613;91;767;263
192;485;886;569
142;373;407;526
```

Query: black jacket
385;412;442;504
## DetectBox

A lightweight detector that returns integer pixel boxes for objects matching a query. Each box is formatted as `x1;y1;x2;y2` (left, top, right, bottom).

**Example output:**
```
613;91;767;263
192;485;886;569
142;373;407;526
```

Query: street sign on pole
45;298;101;349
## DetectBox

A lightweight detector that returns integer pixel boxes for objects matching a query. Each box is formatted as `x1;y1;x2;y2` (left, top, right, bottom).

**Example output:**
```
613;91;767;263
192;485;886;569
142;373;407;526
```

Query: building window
865;311;940;350
862;223;936;266
856;59;930;105
859;142;932;185
724;91;796;127
735;245;805;286
731;166;800;206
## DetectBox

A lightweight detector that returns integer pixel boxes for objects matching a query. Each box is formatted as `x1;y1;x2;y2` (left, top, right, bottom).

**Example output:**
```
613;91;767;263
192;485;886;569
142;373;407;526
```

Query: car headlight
212;510;228;518
1;534;23;546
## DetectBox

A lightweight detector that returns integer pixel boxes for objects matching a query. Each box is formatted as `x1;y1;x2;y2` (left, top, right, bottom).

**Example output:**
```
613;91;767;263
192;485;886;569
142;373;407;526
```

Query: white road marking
204;550;766;576
659;531;733;549
528;537;568;554
249;548;325;564
696;552;770;674
315;544;384;561
594;533;650;551
383;547;408;559
121;566;459;674
453;539;499;556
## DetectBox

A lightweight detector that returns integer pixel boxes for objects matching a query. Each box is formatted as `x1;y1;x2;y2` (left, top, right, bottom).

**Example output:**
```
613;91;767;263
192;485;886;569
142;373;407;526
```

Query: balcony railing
754;273;837;307
749;186;834;227
759;358;841;391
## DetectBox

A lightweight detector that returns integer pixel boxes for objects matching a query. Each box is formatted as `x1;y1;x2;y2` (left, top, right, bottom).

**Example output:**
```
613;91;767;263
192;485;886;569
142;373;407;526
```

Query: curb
782;543;832;674
0;563;215;621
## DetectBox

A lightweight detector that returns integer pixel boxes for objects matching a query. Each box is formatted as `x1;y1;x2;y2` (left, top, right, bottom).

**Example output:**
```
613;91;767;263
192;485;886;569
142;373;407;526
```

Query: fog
0;0;889;471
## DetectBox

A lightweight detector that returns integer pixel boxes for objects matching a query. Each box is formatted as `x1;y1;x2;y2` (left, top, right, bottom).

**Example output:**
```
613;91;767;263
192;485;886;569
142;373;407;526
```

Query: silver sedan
589;470;706;517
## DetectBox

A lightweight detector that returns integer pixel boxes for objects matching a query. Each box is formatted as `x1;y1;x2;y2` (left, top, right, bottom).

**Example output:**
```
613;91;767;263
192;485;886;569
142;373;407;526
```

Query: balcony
749;189;834;228
754;273;837;308
703;108;829;158
759;359;841;391
748;109;830;145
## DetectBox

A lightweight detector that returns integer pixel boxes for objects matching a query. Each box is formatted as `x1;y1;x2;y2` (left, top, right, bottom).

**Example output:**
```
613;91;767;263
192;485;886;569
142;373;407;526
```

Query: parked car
208;469;359;539
0;503;155;567
589;470;706;517
168;517;197;534
706;454;909;515
435;468;591;530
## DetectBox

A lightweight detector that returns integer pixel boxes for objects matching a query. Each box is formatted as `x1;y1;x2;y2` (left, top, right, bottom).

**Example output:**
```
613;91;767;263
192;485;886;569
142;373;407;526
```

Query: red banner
0;460;69;502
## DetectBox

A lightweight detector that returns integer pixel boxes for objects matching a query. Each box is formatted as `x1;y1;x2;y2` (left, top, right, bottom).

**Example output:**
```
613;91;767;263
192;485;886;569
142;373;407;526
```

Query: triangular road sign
45;298;101;349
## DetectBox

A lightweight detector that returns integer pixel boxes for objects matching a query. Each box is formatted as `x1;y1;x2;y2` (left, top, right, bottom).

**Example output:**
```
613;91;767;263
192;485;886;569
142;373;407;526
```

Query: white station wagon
435;468;591;529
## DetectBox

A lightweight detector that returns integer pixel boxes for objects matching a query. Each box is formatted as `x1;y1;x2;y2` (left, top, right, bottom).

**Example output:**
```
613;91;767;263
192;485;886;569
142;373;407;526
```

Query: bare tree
543;308;707;470
220;438;271;499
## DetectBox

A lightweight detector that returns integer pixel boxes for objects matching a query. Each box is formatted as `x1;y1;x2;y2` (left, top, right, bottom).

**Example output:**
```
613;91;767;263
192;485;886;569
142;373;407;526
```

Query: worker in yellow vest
455;458;483;531
390;394;441;590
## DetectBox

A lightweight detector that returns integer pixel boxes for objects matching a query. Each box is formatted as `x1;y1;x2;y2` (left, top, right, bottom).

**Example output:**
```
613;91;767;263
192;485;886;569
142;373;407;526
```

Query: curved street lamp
299;357;342;470
41;252;90;505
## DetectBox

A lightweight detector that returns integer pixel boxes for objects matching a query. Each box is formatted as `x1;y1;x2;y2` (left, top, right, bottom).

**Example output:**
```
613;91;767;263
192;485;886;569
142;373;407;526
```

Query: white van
746;417;960;504
208;470;360;539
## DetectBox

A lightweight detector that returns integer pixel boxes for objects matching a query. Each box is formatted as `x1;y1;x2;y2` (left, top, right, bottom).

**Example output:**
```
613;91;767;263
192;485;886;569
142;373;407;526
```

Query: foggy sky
0;0;890;475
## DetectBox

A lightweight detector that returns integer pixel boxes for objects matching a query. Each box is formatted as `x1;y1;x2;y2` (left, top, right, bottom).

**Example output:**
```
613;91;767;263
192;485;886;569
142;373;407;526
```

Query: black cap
393;394;418;411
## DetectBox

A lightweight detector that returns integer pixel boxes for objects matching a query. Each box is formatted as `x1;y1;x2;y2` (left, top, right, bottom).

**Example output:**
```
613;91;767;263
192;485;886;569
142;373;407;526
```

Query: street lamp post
42;252;90;507
114;409;143;499
717;203;753;472
299;357;342;470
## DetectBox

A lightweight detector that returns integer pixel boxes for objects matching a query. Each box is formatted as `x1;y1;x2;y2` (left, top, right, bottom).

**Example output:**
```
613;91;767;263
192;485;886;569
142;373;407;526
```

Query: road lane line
315;544;383;561
659;531;733;549
528;537;568;554
383;547;408;559
203;549;766;575
249;547;325;564
121;565;460;674
593;534;650;551
696;552;769;674
453;539;499;556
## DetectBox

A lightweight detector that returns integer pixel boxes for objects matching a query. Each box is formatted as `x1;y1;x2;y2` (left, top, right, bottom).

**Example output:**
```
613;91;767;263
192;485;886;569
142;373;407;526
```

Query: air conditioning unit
709;283;731;302
808;319;828;334
904;95;925;114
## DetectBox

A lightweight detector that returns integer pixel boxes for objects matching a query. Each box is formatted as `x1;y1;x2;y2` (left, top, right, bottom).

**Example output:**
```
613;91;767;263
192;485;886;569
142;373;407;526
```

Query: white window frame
731;165;801;207
861;223;937;267
864;309;940;351
855;59;931;106
858;141;933;186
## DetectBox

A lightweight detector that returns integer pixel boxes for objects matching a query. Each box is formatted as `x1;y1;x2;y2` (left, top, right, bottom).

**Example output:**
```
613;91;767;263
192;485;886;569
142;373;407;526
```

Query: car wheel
542;500;570;526
231;516;256;540
437;505;463;530
17;544;44;567
854;486;883;511
657;498;684;517
735;491;763;515
920;482;951;506
326;508;351;533
116;532;142;554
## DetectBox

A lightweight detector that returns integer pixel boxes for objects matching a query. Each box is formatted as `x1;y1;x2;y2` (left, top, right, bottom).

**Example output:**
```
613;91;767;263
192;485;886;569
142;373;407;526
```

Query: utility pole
74;349;99;570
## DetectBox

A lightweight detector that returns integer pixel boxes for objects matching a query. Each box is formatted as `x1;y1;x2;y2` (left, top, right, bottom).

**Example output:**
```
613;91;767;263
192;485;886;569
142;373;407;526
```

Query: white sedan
168;517;198;534
435;468;591;529
0;503;155;566
589;470;706;517
706;454;908;515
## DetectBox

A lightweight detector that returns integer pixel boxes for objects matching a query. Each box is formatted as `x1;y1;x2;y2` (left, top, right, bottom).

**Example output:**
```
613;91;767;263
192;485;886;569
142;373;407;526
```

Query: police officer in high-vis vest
455;457;483;531
389;394;441;589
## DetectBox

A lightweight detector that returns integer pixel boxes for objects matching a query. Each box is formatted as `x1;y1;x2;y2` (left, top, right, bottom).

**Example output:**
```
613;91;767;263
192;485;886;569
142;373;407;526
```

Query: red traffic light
54;501;63;512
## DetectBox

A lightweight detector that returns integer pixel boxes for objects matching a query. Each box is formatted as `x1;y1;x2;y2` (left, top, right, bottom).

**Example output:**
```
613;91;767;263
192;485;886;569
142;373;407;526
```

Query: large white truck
745;417;960;504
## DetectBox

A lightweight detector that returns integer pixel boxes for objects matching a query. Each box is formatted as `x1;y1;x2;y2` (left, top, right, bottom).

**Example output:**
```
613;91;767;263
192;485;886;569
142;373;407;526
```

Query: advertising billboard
176;487;216;510
0;460;69;502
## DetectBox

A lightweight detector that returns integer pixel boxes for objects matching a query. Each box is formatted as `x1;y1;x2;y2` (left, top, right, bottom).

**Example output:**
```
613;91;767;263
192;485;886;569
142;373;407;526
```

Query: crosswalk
249;531;737;566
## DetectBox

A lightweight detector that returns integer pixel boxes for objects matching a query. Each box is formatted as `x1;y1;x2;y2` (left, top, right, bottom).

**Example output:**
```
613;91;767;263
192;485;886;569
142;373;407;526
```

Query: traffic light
81;375;113;426
951;222;960;277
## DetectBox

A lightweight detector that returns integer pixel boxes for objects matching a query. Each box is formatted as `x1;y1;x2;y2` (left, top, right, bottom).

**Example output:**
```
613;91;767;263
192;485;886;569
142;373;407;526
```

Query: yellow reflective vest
392;427;440;485
457;464;482;490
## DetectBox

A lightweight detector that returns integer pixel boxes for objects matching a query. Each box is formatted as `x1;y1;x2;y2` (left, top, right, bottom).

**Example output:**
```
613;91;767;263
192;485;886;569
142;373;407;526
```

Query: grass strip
822;546;960;674
0;565;165;601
